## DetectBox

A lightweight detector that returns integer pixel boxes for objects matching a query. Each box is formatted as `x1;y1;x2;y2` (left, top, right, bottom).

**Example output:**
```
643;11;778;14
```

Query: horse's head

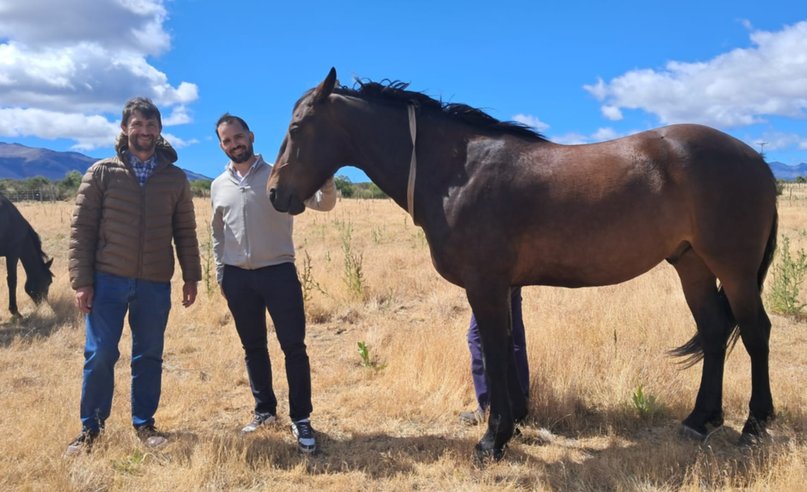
25;257;53;304
269;67;345;215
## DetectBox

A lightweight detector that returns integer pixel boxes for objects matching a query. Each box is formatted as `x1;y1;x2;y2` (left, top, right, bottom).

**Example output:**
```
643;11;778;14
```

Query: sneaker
135;424;168;448
291;419;317;454
64;428;100;456
241;412;277;433
459;407;485;426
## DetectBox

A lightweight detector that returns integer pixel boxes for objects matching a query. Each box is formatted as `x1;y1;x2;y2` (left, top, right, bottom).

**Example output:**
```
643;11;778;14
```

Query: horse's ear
313;67;337;104
46;258;53;268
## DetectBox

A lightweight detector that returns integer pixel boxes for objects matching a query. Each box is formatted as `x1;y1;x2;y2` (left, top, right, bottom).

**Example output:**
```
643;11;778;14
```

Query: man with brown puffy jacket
65;97;201;456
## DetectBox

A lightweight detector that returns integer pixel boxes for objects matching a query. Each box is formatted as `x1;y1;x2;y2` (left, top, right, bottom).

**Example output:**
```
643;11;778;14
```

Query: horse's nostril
268;188;276;203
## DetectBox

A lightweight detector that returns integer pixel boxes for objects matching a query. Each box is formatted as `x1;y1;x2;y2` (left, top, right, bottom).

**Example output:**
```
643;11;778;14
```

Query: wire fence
2;189;73;203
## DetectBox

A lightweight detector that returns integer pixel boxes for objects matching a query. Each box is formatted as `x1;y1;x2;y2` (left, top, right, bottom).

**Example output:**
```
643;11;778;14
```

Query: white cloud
0;0;169;55
162;133;199;149
0;0;197;145
591;127;620;141
511;113;550;132
601;105;623;121
550;132;589;145
163;105;193;126
0;107;119;150
755;131;807;151
584;20;807;128
549;127;627;145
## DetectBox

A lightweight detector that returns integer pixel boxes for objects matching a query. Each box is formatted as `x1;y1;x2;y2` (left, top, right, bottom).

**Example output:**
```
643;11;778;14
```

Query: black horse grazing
0;193;54;317
268;68;778;460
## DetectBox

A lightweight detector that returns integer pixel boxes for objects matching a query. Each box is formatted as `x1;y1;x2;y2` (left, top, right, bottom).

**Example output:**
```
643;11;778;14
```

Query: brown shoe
135;424;168;448
65;428;100;456
459;407;485;426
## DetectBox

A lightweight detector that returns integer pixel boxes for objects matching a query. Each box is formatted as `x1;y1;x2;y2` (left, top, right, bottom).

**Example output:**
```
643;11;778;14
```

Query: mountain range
767;161;807;181
0;142;805;182
0;142;212;181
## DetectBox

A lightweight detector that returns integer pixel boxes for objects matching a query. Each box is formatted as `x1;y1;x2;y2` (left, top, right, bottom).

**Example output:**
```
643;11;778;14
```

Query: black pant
221;263;312;421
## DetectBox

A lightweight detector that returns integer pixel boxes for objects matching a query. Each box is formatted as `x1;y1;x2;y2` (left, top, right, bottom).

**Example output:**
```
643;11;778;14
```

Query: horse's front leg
6;256;19;317
467;285;514;461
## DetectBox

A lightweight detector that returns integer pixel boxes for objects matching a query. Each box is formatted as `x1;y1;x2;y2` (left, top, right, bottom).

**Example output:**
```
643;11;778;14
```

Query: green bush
334;175;354;198
631;384;660;417
767;236;807;316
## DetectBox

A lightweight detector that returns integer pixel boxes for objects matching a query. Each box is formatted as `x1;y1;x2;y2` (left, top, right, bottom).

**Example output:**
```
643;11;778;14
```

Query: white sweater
210;155;336;283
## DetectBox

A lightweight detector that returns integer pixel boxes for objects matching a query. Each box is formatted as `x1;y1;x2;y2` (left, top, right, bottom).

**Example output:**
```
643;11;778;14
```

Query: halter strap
406;104;417;223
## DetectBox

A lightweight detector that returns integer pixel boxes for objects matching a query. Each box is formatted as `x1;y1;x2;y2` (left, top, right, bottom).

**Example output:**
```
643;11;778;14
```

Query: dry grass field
1;184;805;491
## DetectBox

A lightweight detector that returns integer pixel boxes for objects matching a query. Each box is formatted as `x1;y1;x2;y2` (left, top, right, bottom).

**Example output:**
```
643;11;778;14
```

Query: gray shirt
210;155;336;283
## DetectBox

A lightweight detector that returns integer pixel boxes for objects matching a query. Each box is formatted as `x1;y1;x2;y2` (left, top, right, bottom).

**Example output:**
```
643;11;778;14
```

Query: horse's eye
289;124;301;136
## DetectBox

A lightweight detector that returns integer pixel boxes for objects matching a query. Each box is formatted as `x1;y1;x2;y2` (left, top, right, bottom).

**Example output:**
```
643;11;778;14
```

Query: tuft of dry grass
0;185;805;491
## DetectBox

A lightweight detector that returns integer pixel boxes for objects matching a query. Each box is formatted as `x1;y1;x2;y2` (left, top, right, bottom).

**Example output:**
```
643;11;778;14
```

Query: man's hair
122;97;162;128
215;113;250;140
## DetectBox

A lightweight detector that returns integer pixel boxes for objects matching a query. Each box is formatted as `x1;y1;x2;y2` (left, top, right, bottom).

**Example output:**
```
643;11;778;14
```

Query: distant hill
0;142;212;181
767;161;807;181
0;141;803;182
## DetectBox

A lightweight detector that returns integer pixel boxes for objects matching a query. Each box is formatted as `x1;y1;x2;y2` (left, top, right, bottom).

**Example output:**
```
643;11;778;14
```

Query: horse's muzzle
268;188;305;215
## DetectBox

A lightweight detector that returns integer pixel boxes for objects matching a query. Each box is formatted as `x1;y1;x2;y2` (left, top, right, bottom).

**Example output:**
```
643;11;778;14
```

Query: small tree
334;175;354;198
59;170;83;199
767;236;807;316
190;179;212;197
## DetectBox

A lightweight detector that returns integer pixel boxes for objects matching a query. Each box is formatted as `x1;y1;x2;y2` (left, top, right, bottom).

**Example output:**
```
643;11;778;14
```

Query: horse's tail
670;209;778;368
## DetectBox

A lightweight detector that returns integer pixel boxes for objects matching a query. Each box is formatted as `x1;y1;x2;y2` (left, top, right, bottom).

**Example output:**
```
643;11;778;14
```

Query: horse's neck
18;229;45;275
339;101;413;209
340;100;463;215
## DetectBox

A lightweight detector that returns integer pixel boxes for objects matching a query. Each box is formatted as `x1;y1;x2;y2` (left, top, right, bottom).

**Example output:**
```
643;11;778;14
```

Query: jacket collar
114;133;178;169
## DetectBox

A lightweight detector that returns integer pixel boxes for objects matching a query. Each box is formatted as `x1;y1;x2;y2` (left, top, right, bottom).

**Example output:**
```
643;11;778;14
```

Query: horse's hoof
512;425;523;441
738;431;769;447
679;424;706;440
738;417;771;447
678;422;722;441
474;443;504;463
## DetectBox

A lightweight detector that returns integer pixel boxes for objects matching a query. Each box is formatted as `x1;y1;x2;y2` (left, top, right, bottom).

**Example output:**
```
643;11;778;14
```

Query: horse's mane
333;80;548;141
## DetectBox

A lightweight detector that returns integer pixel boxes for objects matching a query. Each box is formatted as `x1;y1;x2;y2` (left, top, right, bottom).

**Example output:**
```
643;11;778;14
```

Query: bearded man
211;114;335;453
66;97;201;455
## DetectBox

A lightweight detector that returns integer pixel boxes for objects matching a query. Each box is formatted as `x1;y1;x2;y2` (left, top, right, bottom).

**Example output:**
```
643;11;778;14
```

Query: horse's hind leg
720;279;774;443
672;250;733;438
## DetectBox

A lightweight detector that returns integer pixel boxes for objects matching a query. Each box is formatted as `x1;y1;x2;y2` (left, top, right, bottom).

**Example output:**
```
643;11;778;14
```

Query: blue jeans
80;272;171;431
467;287;529;410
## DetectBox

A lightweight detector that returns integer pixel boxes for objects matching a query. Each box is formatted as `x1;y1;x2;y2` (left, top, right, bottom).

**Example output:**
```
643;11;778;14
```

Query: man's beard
228;145;253;164
130;135;156;154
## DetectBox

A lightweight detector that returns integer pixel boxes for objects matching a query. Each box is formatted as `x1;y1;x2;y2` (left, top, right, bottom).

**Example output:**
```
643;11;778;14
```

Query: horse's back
657;124;773;182
444;124;776;288
0;193;31;257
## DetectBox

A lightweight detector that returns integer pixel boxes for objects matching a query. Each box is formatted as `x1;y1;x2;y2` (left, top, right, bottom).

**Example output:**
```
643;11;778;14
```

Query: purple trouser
467;287;529;410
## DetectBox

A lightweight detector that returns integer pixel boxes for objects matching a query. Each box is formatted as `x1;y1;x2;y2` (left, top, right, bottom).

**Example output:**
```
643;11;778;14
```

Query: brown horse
268;68;778;460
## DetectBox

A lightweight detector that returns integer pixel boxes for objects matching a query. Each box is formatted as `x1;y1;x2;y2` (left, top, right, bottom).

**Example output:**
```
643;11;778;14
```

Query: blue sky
1;0;806;182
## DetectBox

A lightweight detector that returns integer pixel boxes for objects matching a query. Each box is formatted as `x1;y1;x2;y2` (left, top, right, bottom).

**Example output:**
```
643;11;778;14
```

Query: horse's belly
517;238;674;288
532;261;661;288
